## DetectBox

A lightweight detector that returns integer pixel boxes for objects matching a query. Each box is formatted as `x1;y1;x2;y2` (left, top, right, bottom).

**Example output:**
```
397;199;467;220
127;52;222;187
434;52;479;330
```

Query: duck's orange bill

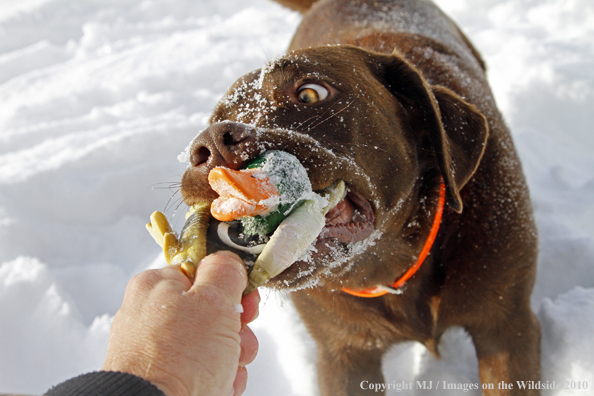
208;167;279;222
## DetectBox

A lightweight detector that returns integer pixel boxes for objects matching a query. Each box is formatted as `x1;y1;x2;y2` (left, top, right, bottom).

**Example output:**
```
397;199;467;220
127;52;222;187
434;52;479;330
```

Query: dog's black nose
188;122;256;170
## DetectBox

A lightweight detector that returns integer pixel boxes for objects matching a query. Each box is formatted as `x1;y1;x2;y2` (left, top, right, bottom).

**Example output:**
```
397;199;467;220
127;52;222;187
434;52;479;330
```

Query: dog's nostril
223;132;235;146
190;146;211;167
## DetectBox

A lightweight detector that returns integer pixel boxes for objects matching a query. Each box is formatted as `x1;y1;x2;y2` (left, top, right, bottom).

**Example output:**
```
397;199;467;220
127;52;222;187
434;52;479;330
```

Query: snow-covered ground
0;0;593;394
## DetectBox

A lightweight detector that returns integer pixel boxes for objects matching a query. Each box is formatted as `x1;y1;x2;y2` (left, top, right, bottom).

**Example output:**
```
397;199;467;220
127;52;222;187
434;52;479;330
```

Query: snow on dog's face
180;45;488;291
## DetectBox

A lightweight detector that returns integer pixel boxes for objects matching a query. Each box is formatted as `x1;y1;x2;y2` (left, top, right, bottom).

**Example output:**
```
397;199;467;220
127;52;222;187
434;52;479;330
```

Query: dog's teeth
321;180;346;215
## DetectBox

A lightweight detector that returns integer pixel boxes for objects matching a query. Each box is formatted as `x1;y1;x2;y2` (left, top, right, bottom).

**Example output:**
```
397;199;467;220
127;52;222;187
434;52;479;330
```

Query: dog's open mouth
211;185;375;255
320;190;375;244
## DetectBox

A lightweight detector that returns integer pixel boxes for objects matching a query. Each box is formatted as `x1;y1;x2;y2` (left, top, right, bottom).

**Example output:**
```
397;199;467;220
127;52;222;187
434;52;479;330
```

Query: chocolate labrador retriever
180;0;541;394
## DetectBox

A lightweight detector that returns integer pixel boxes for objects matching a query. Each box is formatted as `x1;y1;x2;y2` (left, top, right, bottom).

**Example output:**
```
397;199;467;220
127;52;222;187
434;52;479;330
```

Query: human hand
103;251;260;396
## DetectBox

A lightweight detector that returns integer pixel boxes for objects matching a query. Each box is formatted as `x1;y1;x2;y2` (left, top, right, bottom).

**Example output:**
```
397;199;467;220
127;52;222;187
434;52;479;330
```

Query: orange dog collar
341;181;446;298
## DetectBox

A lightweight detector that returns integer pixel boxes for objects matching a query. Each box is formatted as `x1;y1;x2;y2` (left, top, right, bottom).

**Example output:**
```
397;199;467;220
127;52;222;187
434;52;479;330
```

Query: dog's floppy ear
367;50;488;213
428;85;489;212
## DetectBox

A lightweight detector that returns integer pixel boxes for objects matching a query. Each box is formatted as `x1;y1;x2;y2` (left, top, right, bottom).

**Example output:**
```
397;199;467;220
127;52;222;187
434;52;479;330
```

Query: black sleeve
44;371;166;396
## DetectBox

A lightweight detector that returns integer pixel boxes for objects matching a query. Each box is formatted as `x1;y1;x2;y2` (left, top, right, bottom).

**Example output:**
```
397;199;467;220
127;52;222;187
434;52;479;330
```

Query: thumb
190;251;248;302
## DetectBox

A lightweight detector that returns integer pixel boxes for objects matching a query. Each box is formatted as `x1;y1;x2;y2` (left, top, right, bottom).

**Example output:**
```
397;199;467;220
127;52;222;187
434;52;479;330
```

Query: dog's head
180;45;488;291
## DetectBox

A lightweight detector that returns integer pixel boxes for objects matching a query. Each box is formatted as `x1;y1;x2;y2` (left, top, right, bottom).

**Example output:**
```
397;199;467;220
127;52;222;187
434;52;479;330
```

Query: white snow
0;0;592;395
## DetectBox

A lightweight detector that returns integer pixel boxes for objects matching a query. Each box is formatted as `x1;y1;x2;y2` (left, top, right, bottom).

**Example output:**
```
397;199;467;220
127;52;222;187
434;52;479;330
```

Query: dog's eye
297;84;329;103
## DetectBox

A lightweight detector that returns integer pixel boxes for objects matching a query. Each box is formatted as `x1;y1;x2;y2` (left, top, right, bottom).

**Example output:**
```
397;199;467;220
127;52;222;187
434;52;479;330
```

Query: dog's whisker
353;142;392;158
308;99;358;132
151;181;182;191
300;102;344;131
295;114;323;131
259;41;271;62
171;198;188;218
296;103;341;131
163;189;183;213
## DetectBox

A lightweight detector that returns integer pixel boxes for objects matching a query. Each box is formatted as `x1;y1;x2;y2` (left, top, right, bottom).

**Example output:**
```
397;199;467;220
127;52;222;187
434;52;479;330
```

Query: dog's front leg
468;308;542;396
292;291;390;396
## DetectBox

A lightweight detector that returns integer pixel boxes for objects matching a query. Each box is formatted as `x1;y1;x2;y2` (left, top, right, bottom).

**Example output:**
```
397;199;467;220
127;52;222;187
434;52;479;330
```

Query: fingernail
254;289;261;304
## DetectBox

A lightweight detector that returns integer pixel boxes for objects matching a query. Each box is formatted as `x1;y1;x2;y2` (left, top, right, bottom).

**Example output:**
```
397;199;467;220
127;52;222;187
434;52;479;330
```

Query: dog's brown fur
180;0;541;394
